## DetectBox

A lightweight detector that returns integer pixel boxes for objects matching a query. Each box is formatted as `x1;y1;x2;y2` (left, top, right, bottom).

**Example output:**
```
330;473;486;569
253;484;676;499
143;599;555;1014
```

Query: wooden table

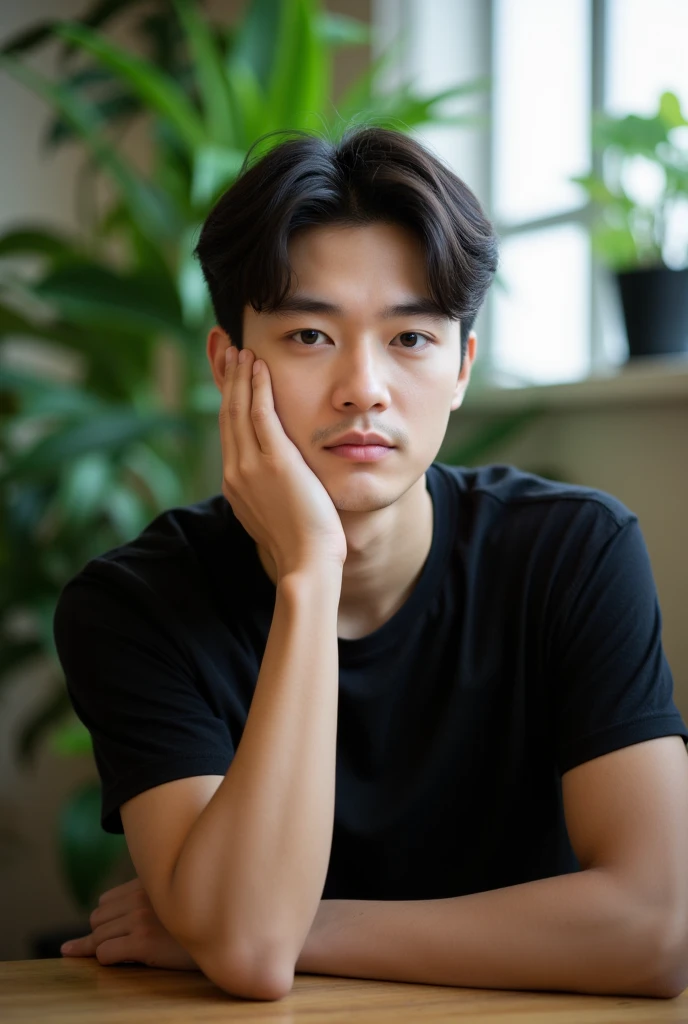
2;959;688;1022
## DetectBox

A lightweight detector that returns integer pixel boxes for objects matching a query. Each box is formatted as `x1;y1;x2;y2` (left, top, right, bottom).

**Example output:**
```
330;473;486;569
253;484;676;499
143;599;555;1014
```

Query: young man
54;127;688;1001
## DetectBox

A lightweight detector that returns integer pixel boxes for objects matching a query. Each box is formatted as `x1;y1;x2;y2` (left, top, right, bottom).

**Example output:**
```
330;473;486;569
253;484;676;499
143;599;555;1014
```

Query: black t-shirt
53;462;688;900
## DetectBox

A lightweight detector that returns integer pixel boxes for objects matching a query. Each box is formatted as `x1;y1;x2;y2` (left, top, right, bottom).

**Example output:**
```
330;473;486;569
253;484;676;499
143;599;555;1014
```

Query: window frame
374;0;614;385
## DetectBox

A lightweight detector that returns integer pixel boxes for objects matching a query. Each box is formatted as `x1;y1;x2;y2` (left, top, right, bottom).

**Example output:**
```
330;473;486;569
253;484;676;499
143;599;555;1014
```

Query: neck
256;473;434;639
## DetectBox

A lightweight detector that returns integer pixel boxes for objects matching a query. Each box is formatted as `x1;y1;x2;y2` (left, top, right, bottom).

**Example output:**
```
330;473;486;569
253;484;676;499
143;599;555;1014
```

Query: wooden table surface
2;959;688;1022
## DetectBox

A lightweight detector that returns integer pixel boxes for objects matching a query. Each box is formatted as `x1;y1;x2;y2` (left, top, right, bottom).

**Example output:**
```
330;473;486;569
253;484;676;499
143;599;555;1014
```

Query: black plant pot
616;265;688;359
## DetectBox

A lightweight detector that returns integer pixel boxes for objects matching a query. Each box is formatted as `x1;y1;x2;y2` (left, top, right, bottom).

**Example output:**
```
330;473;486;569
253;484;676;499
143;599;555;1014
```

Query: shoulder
431;461;636;537
55;493;243;626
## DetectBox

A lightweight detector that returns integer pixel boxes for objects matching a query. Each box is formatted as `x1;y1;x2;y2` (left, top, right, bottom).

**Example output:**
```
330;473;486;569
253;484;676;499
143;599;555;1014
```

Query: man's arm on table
296;736;688;999
120;567;342;1001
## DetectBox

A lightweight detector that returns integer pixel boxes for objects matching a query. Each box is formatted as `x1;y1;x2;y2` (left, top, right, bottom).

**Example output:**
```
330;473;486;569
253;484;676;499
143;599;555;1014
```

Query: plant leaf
0;302;87;347
0;20;58;56
0;226;80;260
0;54;177;243
1;409;192;484
316;12;370;47
222;58;268;150
53;21;208;152
53;451;116;526
0;302;148;398
266;0;330;133
170;0;236;146
659;91;687;130
45;90;142;149
57;0;147;64
230;0;282;91
177;224;212;329
366;77;490;130
50;720;93;757
107;480;152;538
593;111;670;157
121;441;185;509
190;145;245;208
32;262;187;341
334;33;407;124
1;367;103;418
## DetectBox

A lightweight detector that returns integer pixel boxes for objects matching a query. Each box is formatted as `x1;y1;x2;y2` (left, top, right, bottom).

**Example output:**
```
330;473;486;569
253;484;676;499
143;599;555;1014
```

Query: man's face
217;221;475;513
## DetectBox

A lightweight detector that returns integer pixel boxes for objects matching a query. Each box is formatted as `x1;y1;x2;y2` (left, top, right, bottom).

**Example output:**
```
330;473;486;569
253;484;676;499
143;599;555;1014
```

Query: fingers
249;357;281;458
97;877;144;904
61;910;133;959
61;932;97;958
90;936;141;967
90;892;142;929
223;346;261;471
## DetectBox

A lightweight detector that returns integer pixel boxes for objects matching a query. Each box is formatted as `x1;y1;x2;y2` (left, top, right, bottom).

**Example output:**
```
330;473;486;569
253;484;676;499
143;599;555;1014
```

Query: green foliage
570;91;688;271
0;0;501;910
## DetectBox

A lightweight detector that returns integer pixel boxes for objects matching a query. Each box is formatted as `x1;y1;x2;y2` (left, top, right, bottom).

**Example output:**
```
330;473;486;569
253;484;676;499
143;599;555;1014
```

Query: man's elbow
633;909;688;999
196;942;296;1001
654;930;688;998
164;888;297;1000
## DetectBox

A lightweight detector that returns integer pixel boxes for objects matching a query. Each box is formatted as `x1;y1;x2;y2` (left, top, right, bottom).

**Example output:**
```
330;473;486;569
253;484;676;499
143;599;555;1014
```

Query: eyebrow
270;295;451;323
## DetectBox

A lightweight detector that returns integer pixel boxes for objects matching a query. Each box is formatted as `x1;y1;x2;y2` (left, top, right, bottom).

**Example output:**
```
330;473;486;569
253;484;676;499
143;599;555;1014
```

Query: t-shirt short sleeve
53;573;233;833
547;510;688;776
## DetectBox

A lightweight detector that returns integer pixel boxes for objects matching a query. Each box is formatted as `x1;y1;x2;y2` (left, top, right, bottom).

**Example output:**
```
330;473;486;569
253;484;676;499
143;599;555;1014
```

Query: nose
330;342;391;413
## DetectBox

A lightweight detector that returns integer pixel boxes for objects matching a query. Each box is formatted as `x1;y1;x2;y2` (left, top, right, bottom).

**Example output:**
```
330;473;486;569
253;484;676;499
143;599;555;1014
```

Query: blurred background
1;0;687;961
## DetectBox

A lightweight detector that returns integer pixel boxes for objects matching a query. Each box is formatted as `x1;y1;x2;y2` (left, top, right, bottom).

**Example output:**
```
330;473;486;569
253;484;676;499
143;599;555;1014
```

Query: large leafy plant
0;0;502;911
570;90;688;271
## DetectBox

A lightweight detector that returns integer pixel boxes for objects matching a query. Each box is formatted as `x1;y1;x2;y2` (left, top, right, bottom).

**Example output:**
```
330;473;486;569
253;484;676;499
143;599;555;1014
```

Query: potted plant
571;90;688;359
1;0;513;956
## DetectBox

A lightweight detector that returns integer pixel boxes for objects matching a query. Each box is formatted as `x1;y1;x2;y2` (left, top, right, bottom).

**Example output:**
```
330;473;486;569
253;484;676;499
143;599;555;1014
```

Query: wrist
277;563;343;596
276;552;344;585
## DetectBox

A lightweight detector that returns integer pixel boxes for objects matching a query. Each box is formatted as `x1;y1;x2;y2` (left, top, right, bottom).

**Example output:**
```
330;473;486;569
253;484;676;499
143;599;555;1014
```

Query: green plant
0;0;520;913
570;90;688;271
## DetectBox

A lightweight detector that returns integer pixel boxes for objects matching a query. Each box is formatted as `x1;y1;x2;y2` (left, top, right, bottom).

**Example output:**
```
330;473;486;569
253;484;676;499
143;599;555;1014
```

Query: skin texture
206;221;476;637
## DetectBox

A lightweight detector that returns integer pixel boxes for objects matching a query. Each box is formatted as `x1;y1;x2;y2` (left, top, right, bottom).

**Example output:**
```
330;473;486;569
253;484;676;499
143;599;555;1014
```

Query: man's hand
60;877;198;971
61;875;340;976
221;345;347;579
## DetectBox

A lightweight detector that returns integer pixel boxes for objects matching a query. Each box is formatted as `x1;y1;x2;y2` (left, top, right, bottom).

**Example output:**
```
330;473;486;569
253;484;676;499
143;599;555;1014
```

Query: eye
289;329;328;346
287;329;433;349
394;331;432;350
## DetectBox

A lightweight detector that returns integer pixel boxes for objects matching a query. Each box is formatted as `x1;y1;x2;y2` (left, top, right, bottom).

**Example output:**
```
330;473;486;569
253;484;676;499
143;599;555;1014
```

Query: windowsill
462;353;688;414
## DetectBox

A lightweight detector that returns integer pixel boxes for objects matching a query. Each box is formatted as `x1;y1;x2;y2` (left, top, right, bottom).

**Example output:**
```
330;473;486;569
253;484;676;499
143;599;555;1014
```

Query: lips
325;433;393;448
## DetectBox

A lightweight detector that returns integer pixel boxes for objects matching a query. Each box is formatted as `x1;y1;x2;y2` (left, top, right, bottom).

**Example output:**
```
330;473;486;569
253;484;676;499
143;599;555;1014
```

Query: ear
450;332;477;412
207;325;233;392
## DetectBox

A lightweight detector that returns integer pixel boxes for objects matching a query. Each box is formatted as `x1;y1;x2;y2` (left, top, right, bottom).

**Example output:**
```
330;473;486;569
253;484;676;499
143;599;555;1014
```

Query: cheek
404;369;456;414
269;374;310;440
405;373;457;443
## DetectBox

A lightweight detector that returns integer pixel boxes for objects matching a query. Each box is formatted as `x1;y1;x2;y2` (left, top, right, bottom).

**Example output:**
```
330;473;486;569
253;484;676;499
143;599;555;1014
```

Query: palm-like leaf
53;21;207;153
0;53;178;244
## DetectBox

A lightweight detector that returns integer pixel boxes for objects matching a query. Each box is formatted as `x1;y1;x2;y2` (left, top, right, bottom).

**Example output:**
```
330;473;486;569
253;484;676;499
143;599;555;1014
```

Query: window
492;0;591;385
376;0;688;388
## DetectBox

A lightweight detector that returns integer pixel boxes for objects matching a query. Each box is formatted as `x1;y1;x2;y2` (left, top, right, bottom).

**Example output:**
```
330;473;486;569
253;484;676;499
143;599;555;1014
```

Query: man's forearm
168;567;341;974
297;867;683;998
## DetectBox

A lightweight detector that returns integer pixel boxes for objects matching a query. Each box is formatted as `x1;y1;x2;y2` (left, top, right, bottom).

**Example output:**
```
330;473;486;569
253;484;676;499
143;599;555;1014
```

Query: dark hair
193;126;499;369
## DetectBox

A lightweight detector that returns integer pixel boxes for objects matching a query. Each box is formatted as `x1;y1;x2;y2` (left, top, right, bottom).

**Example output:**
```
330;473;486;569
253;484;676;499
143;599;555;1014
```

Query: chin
332;493;399;514
324;476;404;514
